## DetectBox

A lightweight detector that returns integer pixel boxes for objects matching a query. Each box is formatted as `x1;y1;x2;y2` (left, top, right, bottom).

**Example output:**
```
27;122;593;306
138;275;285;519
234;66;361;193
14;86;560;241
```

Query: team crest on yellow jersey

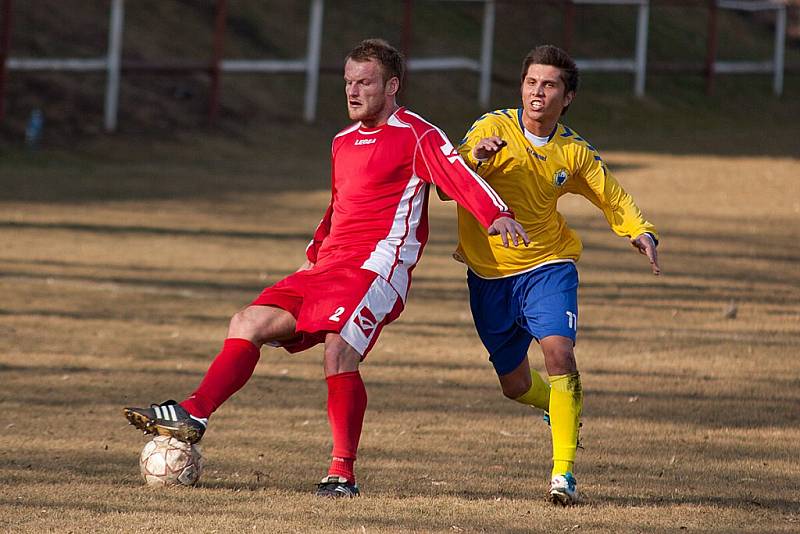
553;168;569;187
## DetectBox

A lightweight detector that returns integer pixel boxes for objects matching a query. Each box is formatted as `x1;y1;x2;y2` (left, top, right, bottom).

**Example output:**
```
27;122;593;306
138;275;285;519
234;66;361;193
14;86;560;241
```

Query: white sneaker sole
548;489;578;506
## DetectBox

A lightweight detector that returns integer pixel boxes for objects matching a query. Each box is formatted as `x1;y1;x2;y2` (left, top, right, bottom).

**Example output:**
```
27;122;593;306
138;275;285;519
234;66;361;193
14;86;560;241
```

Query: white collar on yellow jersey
523;128;550;147
516;108;557;147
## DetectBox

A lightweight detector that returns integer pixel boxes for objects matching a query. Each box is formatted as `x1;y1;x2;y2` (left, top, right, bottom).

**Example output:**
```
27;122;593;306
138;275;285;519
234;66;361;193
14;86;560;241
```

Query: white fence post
478;0;495;108
634;0;649;97
104;0;124;133
304;0;324;123
715;0;787;95
574;0;651;96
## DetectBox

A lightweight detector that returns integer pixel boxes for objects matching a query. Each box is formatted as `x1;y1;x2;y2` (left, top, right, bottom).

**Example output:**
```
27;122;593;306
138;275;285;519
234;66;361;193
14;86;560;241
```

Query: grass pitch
1;130;798;533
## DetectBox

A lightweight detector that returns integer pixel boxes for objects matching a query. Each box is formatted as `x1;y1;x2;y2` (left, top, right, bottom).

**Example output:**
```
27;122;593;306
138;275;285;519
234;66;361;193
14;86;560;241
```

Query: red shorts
252;265;404;357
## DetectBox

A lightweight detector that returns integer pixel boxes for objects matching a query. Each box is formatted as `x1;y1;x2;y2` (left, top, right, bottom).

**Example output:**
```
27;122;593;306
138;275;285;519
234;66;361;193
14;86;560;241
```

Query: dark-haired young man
122;39;528;498
453;45;660;505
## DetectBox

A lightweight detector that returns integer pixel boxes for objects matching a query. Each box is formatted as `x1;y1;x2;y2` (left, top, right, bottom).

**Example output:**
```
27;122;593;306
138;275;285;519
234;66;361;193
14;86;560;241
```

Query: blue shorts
467;262;578;376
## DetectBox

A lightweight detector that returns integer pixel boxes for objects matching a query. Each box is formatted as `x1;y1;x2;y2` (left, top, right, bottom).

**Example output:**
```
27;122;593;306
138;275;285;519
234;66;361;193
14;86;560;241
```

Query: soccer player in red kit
123;39;529;497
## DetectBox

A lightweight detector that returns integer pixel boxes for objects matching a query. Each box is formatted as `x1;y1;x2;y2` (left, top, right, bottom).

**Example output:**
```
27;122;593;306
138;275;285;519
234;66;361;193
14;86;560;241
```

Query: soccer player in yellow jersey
454;45;660;505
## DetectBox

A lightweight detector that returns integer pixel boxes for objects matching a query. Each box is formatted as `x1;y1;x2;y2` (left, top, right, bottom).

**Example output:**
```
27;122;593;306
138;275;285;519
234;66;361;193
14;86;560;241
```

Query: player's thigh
467;270;532;376
518;263;579;343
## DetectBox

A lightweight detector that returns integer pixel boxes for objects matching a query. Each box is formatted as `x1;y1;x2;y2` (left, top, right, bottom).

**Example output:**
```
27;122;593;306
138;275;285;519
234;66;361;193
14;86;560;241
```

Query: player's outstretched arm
489;216;530;248
631;233;661;275
416;127;525;246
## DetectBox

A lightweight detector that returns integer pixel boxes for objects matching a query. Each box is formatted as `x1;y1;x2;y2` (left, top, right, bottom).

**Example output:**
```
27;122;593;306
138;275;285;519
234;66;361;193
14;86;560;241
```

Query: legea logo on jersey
354;306;378;337
553;168;569;187
354;138;376;146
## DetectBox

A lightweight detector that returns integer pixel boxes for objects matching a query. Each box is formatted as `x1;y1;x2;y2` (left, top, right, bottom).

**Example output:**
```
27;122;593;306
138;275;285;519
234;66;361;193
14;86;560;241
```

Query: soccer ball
139;435;204;487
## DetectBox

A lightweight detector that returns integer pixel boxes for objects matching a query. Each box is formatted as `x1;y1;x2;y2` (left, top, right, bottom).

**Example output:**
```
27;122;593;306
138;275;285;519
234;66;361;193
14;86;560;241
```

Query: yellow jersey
456;108;658;279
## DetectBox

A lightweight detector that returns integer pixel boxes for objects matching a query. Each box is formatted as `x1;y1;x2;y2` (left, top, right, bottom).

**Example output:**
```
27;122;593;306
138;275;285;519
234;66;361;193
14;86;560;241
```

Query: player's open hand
473;136;507;161
489;216;530;248
631;233;660;275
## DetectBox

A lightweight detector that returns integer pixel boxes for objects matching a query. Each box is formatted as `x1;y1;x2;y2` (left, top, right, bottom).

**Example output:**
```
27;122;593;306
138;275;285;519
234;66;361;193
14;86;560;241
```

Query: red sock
180;338;260;419
326;370;367;483
328;457;355;482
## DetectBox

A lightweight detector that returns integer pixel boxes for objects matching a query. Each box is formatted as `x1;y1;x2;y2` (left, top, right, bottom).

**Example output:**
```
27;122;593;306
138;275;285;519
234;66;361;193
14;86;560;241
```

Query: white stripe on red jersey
360;174;426;299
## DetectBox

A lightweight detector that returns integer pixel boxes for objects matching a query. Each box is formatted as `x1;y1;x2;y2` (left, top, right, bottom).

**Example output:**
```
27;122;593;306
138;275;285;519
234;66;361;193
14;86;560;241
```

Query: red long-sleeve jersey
306;107;513;301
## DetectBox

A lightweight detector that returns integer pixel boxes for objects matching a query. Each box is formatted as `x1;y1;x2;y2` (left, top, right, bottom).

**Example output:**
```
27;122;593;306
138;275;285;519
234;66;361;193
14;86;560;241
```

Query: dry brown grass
1;139;799;533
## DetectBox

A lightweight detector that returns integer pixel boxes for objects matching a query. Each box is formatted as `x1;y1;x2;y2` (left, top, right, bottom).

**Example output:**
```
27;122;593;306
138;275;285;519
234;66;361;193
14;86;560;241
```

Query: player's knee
323;335;360;375
228;308;256;334
323;345;359;367
498;372;532;400
228;307;277;344
228;309;253;335
501;385;523;400
543;346;577;375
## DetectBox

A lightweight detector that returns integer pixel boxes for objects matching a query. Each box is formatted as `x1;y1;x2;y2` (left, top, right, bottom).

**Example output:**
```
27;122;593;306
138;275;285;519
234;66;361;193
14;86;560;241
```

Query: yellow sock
549;372;583;477
513;370;550;411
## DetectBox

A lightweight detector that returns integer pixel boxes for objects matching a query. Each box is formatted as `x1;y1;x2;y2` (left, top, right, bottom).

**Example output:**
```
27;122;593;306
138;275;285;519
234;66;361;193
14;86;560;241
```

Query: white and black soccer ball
139;435;204;487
